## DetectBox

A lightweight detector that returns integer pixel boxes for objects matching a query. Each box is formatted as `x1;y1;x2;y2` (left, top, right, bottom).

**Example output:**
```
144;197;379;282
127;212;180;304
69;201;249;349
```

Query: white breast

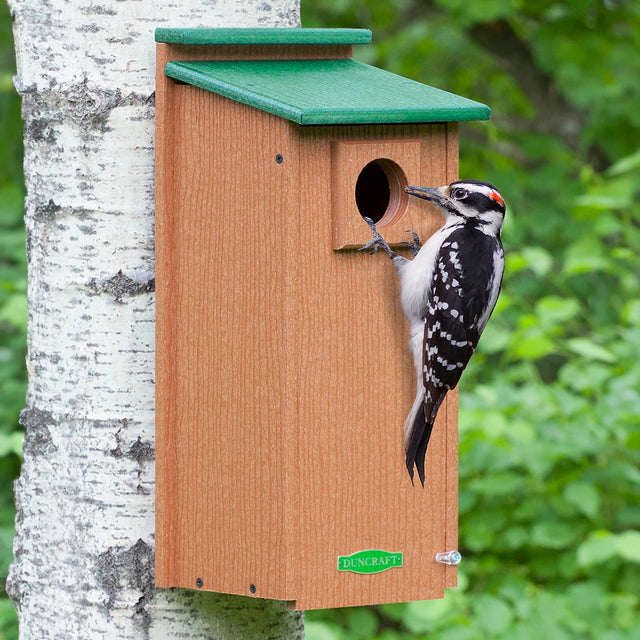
397;224;461;330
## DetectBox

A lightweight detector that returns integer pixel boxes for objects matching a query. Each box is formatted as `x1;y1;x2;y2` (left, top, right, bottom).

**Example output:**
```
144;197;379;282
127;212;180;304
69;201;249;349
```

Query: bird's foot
401;230;421;257
359;217;396;258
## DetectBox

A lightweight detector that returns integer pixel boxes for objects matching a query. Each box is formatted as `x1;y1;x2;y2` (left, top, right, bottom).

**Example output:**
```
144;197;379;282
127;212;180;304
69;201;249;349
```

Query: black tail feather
414;421;435;487
405;403;431;484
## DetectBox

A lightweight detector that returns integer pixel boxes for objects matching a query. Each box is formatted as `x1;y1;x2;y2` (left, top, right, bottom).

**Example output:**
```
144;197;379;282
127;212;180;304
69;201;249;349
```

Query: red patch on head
488;190;505;207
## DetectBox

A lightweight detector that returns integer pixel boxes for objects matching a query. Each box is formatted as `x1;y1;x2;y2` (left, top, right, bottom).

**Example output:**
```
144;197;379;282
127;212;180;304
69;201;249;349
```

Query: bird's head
405;180;506;233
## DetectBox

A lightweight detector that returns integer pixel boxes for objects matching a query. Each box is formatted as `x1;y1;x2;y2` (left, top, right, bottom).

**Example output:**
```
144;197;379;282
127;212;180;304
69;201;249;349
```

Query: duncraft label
337;550;403;574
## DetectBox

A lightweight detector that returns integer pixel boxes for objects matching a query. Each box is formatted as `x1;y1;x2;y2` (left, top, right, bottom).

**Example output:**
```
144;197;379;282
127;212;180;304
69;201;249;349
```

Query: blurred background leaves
0;0;639;638
303;0;640;639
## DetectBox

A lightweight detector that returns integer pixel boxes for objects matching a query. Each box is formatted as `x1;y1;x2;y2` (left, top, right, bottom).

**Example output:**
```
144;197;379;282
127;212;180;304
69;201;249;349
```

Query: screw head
249;583;256;594
275;154;284;164
196;577;203;588
435;550;462;566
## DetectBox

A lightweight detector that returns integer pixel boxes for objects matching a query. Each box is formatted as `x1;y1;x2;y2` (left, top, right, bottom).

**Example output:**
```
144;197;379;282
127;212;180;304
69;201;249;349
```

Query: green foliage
304;1;640;638
0;0;639;637
0;0;24;636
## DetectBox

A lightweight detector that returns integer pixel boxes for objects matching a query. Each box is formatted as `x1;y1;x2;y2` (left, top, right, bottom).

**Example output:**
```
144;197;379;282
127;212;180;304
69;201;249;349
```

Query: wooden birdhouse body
155;28;489;610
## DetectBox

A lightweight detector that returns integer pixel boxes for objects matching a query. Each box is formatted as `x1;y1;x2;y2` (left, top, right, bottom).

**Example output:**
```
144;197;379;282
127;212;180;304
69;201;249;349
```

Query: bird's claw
401;229;421;257
359;217;395;257
362;216;377;233
360;237;382;255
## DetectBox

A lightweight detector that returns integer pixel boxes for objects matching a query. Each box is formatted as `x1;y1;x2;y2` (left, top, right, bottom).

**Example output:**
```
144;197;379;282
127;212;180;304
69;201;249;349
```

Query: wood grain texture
156;43;460;610
156;43;353;66
287;123;455;609
156;86;295;598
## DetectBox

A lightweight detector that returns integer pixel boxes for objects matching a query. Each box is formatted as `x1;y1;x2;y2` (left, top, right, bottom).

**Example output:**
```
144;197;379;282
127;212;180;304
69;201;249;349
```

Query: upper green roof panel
155;28;372;46
164;58;491;125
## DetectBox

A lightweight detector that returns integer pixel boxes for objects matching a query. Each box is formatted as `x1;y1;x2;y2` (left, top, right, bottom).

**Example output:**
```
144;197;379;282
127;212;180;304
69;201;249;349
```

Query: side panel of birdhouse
284;123;459;610
155;82;300;599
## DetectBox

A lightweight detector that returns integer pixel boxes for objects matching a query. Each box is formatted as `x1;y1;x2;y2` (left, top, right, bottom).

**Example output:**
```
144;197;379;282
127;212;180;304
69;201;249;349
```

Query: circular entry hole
355;159;409;226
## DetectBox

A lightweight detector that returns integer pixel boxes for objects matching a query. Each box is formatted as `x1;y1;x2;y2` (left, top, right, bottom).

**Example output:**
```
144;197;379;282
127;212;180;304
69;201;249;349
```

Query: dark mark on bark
129;436;154;495
19;408;58;457
107;36;134;45
20;87;155;140
33;200;62;221
76;23;101;33
80;5;117;15
110;423;154;494
128;437;154;465
110;418;126;458
87;270;155;303
95;539;154;638
25;228;31;264
26;118;56;143
30;201;124;224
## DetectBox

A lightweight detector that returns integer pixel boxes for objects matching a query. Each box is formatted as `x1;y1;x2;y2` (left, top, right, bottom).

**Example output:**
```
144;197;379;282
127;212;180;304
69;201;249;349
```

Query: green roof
155;28;372;45
164;58;491;125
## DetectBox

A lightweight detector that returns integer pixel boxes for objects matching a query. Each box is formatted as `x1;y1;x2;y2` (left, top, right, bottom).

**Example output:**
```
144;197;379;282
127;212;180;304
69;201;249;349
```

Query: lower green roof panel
164;58;490;125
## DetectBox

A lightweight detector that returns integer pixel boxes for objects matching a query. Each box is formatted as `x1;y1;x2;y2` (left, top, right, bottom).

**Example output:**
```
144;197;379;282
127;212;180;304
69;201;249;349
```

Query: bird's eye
450;188;467;200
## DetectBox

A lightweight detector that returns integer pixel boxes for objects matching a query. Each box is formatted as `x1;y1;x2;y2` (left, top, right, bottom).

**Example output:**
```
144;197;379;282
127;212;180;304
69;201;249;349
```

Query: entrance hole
354;159;409;226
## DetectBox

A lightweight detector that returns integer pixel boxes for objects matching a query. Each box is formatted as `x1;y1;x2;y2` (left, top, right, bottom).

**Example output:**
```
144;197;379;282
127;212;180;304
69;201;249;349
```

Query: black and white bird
361;180;506;485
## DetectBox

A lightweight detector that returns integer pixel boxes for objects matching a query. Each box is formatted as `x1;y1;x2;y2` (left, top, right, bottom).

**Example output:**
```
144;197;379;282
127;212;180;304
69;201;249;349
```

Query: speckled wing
407;227;504;485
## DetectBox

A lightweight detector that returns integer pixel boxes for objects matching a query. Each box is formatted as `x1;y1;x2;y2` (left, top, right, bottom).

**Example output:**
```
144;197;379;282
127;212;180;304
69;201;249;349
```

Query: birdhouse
154;27;490;610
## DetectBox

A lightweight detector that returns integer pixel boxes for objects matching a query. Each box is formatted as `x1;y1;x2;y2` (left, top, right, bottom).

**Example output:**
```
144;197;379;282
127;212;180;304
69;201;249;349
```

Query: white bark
7;1;304;638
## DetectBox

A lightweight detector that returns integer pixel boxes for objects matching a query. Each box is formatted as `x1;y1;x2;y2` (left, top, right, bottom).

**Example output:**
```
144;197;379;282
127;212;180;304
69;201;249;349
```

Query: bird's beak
404;185;448;205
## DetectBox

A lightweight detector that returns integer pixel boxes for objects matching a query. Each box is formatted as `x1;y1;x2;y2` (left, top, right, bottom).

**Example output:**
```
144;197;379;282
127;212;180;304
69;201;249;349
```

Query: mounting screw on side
275;153;284;164
196;577;203;587
249;583;257;594
435;550;462;566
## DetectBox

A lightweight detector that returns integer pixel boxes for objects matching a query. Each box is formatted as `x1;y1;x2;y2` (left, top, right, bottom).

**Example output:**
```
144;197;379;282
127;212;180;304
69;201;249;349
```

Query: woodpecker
361;180;506;485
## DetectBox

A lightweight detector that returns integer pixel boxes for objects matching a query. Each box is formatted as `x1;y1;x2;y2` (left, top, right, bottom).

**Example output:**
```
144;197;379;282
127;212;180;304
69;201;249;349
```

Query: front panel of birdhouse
284;122;460;609
155;28;488;610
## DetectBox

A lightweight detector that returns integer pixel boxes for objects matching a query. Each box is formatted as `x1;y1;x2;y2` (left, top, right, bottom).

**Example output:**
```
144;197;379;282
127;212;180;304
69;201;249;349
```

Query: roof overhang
157;28;491;126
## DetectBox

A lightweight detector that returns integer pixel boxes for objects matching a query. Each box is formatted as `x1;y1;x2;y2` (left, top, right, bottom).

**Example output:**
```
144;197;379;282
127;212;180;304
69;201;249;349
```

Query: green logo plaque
337;550;403;574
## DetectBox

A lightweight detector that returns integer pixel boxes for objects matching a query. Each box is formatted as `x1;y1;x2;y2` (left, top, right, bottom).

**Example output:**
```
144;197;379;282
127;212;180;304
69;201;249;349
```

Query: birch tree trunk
6;1;304;638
